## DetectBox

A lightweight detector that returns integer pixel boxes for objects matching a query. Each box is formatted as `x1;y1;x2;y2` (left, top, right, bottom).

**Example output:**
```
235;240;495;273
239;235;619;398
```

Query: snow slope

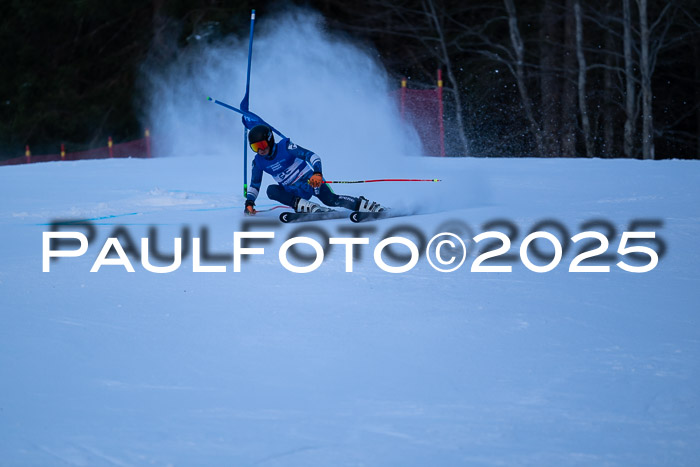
0;155;699;466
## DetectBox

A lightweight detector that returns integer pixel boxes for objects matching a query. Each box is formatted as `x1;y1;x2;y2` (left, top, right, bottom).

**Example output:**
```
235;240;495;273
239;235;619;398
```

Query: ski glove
308;172;323;189
244;200;256;215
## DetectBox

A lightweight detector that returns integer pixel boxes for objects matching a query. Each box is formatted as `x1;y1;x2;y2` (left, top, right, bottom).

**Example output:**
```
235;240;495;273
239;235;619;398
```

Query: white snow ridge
1;155;699;465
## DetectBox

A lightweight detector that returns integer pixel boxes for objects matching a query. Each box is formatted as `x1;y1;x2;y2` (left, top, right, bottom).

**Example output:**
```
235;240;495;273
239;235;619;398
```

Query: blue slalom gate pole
241;9;256;198
207;97;286;139
242;10;255;112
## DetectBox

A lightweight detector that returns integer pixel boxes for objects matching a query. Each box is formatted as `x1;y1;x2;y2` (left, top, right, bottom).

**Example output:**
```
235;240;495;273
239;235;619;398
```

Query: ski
279;210;347;223
349;209;402;223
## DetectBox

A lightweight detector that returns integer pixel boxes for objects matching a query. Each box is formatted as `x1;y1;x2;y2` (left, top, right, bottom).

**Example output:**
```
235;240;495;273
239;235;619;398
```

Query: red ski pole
323;178;441;184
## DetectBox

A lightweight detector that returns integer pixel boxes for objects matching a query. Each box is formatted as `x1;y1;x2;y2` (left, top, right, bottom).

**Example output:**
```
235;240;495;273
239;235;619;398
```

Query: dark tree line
313;0;700;158
2;0;699;159
2;0;151;156
0;0;253;158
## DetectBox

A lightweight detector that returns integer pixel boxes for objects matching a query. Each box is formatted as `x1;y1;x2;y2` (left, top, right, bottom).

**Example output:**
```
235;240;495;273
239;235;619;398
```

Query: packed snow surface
1;155;699;466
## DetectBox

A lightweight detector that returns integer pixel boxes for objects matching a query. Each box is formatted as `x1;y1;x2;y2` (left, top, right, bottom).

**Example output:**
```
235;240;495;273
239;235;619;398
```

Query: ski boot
356;196;385;212
294;197;331;213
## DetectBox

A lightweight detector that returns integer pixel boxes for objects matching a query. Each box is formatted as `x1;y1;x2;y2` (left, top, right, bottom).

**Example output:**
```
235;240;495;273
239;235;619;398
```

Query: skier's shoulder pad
280;138;296;150
284;139;314;158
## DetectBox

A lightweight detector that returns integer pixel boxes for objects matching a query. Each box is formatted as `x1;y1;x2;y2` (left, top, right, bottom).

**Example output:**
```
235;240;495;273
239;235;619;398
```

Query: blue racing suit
246;138;320;202
246;138;358;210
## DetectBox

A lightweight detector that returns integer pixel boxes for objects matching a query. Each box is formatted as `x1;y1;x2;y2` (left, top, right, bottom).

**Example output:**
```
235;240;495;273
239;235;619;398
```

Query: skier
243;124;385;216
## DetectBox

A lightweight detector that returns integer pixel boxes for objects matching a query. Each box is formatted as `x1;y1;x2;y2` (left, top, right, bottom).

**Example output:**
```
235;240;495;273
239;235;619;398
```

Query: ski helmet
248;125;274;153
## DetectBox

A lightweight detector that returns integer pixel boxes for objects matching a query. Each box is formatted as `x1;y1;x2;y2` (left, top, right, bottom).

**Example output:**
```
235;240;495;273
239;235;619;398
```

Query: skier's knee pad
267;184;285;199
266;184;296;206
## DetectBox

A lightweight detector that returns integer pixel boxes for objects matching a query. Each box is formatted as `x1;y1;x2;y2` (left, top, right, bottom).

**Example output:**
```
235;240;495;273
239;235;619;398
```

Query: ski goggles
250;139;269;153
